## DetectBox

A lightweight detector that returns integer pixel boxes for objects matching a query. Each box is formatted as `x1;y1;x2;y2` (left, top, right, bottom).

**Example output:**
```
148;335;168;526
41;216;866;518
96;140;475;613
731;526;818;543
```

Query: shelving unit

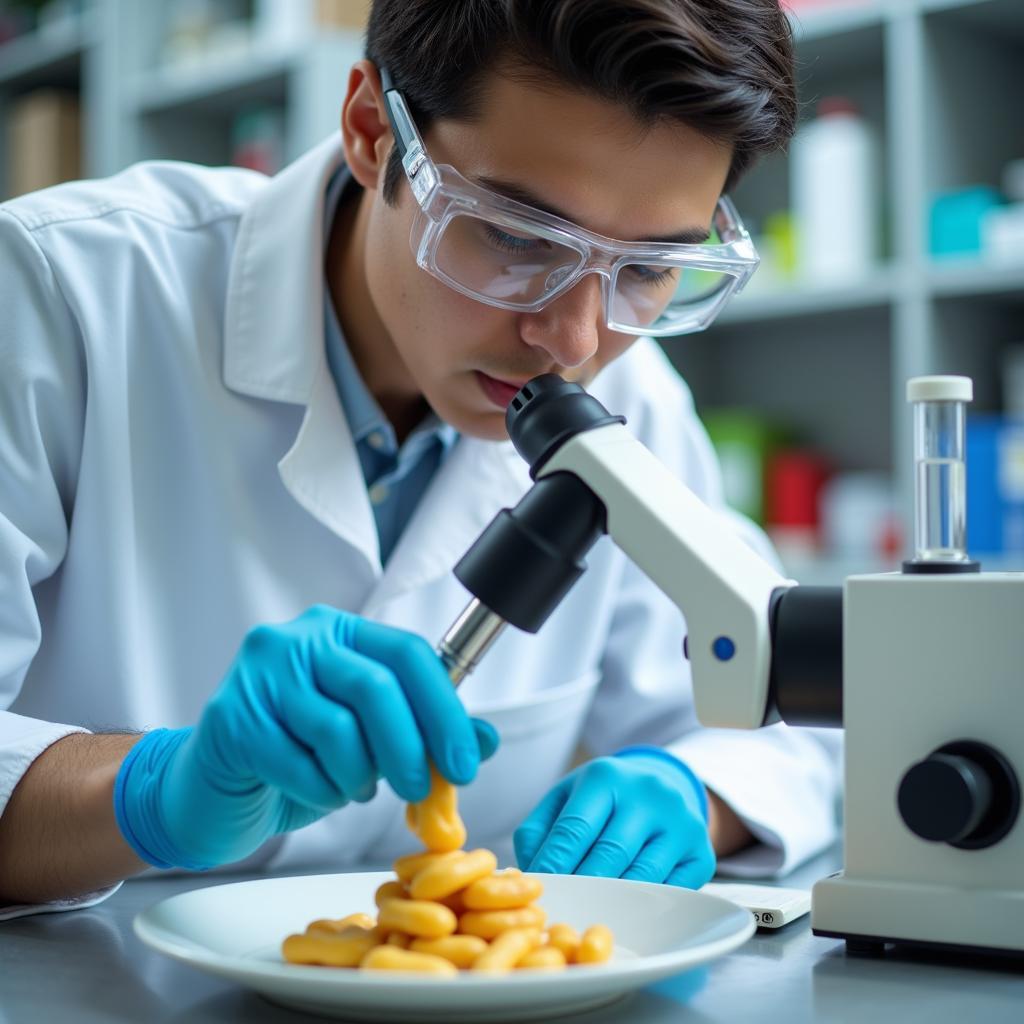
661;0;1024;581
2;0;1021;582
0;1;363;189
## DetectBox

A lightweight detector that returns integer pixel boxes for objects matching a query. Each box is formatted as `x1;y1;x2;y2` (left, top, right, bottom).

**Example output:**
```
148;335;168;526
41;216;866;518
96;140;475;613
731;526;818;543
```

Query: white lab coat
0;135;840;919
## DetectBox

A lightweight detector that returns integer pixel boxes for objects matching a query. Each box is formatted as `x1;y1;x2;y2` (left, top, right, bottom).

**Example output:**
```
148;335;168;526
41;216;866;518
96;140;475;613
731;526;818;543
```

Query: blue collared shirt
322;170;458;565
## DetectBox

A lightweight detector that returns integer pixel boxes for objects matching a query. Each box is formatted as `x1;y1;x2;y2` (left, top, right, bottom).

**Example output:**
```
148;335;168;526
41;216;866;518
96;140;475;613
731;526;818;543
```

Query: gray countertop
2;847;1022;1023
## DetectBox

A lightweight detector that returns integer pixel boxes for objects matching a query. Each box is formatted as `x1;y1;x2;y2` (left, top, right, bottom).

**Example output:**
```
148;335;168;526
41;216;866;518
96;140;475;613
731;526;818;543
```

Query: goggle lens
433;213;584;305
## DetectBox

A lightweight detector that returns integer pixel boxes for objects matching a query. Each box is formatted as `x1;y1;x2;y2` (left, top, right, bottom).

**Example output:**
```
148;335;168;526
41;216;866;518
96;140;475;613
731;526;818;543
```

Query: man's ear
341;59;392;192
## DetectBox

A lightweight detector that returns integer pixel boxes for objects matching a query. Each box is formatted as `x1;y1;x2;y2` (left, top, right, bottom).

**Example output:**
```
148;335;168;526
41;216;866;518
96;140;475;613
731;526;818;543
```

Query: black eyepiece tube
453;472;607;633
765;586;844;727
506;374;625;477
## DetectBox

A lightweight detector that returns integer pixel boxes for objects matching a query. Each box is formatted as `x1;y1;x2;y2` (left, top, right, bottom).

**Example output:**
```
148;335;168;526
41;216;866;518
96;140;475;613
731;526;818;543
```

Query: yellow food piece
463;871;544;910
546;922;581;962
517;946;567;970
393;849;461;885
409;934;488;969
410;848;498;901
378;898;457;939
458;905;546;940
471;927;542;973
282;926;381;967
374;880;408;907
576;923;614;964
435;889;466;915
385;931;411;948
305;911;376;935
405;766;466;852
360;945;459;976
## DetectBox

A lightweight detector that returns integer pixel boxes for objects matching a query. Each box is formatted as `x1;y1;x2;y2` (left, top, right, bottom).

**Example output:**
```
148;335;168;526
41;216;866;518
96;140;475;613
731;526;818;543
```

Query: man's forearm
0;733;149;905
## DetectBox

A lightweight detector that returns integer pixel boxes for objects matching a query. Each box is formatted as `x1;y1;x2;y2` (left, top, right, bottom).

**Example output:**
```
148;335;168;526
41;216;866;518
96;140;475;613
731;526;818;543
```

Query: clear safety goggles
381;71;759;337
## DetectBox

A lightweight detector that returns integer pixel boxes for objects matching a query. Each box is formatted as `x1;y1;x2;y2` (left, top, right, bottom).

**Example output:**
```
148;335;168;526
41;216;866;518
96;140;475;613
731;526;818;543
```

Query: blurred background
1;0;1022;584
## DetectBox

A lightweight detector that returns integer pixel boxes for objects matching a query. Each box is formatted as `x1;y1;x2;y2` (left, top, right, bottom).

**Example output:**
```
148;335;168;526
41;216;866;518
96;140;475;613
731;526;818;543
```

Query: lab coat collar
221;134;532;594
223;134;344;403
223;133;384;572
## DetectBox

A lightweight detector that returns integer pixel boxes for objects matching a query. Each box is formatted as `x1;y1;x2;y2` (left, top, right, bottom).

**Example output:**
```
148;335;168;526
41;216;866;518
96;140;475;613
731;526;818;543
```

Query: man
0;0;839;916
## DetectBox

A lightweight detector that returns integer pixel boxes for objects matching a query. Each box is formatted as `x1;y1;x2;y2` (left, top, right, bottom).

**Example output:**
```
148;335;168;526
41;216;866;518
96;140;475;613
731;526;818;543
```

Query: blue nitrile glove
513;746;715;888
114;605;499;870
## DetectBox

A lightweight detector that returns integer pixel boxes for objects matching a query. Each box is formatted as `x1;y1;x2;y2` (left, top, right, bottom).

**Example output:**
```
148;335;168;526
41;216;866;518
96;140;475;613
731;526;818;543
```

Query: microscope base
812;871;1024;956
813;928;1024;960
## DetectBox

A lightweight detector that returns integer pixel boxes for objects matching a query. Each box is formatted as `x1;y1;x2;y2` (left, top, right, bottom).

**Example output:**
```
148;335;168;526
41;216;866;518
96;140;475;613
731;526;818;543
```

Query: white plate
134;871;754;1022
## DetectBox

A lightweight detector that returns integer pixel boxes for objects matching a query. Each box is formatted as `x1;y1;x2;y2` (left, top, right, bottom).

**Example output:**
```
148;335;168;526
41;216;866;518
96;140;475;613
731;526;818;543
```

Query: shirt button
367;431;386;450
369;483;390;505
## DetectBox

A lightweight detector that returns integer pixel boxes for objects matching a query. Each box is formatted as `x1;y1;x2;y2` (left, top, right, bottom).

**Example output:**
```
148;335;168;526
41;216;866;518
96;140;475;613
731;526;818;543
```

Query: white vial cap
906;375;973;403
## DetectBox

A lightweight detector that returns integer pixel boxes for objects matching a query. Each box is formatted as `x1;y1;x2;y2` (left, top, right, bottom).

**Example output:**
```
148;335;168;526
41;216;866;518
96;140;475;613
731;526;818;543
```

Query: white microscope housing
812;376;1022;955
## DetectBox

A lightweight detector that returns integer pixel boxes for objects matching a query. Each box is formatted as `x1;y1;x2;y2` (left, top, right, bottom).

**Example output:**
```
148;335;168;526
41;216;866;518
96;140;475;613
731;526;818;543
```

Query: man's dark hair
366;0;796;205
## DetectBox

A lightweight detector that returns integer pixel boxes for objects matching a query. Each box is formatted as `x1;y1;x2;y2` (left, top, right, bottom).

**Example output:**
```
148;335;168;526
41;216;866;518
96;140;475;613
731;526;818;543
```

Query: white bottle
790;97;879;284
254;0;315;50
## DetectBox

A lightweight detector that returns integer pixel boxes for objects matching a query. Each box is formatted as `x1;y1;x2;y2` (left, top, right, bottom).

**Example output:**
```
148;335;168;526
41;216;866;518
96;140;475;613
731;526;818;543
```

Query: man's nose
519;274;603;369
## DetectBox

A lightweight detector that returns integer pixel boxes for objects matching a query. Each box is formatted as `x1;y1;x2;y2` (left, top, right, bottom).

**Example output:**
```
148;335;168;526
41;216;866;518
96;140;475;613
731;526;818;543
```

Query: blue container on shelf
929;186;1004;258
966;415;1024;557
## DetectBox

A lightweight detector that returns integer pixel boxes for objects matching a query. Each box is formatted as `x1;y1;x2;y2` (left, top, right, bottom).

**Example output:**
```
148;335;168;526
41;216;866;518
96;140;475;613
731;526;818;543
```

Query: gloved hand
513;747;715;888
114;605;498;870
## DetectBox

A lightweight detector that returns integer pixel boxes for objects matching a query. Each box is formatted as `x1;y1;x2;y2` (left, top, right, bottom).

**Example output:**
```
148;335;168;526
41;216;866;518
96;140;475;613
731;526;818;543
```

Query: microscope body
813;570;1023;954
446;373;1023;960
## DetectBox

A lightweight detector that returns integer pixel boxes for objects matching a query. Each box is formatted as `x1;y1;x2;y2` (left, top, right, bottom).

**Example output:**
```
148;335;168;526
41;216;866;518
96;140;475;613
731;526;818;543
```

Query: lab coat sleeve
0;209;119;918
583;350;842;877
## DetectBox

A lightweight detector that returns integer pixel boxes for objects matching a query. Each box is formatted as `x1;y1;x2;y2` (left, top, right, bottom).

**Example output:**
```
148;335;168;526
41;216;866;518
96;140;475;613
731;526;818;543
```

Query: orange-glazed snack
281;764;615;972
282;925;381;967
405;765;466;852
361;945;458;976
458;905;547;940
409;849;497;901
463;871;543;911
576;924;614;964
471;927;542;973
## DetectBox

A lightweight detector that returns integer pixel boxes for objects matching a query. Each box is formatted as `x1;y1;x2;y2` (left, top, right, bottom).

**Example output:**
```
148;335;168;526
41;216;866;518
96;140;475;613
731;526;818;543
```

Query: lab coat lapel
278;361;380;575
362;437;532;616
223;135;343;404
222;135;380;573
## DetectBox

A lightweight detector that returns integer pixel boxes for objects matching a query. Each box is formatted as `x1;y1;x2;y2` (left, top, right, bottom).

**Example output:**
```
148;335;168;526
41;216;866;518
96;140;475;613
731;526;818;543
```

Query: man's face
361;72;733;441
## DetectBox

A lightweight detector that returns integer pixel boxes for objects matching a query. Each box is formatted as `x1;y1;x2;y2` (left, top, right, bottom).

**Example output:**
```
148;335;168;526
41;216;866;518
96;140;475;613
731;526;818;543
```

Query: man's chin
436;401;510;442
459;413;510;442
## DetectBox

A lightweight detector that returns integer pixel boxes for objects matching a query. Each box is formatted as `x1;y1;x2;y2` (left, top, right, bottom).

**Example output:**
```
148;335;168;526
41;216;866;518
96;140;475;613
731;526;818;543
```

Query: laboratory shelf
720;268;899;325
788;0;887;44
927;259;1024;302
0;15;93;90
129;49;295;116
920;0;1024;35
918;0;992;11
790;7;886;81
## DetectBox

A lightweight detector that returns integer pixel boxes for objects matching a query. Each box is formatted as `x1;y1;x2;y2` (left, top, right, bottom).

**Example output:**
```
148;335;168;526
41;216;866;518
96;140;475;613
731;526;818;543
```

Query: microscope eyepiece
506;375;625;478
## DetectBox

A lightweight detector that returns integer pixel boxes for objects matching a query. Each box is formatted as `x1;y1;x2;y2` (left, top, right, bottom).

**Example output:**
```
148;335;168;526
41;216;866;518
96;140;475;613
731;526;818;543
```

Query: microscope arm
539;422;794;729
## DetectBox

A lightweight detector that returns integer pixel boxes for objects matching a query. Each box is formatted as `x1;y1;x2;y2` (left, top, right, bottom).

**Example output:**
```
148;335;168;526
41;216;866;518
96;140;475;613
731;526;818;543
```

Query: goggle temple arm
380;69;436;204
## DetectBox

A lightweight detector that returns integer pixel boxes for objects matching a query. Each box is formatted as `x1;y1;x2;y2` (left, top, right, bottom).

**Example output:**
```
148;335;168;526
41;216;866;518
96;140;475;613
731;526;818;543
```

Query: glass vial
907;376;973;563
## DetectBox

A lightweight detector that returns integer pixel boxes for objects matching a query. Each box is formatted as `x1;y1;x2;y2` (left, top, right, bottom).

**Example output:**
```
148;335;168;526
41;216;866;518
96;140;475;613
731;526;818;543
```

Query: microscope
436;373;1022;958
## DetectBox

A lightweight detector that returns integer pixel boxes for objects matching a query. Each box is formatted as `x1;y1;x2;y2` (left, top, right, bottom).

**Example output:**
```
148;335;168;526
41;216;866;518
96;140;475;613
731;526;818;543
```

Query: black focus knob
898;754;991;842
897;740;1020;850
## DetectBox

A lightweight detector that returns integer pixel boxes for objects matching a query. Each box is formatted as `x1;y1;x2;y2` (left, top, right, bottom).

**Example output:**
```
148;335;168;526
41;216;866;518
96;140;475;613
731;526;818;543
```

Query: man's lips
476;371;535;409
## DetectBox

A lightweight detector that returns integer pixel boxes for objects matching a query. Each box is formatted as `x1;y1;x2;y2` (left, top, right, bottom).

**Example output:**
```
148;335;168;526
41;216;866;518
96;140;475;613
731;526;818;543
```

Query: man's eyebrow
474;175;712;245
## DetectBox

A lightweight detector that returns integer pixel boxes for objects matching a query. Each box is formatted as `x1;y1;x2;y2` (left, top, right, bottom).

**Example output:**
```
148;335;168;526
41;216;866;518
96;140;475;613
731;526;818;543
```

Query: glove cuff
114;727;209;871
614;745;710;823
